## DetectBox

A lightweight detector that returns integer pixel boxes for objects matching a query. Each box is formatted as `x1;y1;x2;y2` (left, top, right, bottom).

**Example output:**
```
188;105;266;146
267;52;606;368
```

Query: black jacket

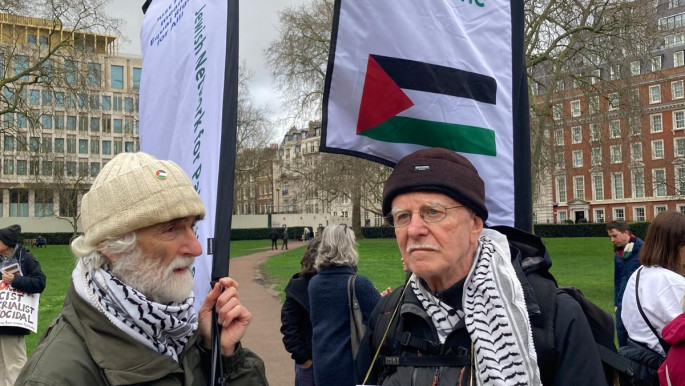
0;245;47;336
280;273;314;364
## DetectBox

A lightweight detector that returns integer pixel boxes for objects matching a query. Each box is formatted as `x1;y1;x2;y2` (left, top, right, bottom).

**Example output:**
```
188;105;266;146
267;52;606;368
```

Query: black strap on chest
379;354;471;368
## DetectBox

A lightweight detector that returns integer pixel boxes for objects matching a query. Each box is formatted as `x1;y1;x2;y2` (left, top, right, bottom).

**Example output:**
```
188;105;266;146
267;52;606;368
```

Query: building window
90;139;99;155
554;129;564;145
675;137;685;157
610;65;620;80
3;136;13;151
610;145;622;163
614;208;625;221
655;205;668;216
676;51;685;67
79;139;88;154
676;111;685;130
629;117;641;136
652;140;665;159
55;138;64;153
590;123;600;141
573;150;583;167
574;176;584;199
589;96;599;114
556;79;564;92
651;114;663;133
653;169;667;196
608;93;619;110
34;190;53;217
3;159;13;175
610;120;621;138
652;55;663;71
676;165;685;195
133;67;142;90
591;147;602;166
9;189;28;217
630;60;641;75
556;176;567;203
634;207;646;222
110;65;124;89
674;80;684;99
593;175;604;201
64;60;78;85
531;82;539;95
590;69;601;84
571;100;581;117
633;170;645;198
555;153;565;169
613;172;624;199
558;210;568;222
649;85;661;103
552;104;562;120
571;126;582;143
87;63;101;87
595;209;605;223
102;140;111;155
631;143;643;161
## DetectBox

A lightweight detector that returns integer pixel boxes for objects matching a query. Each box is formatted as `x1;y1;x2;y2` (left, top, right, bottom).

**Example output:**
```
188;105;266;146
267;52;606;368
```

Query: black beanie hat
382;148;488;221
0;224;21;247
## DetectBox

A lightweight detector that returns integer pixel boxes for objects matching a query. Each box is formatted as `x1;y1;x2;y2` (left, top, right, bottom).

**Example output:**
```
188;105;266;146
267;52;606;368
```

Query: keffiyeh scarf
72;259;198;361
410;274;464;343
464;228;541;386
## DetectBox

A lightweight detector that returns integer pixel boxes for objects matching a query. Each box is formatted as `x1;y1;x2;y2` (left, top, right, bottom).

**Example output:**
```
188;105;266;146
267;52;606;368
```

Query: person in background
0;224;46;386
309;224;380;386
15;152;266;386
606;220;644;347
622;211;685;357
282;227;289;250
281;237;321;386
269;228;279;250
659;293;685;385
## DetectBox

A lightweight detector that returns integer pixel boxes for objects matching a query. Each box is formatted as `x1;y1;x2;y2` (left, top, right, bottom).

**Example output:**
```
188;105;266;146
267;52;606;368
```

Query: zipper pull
431;367;440;386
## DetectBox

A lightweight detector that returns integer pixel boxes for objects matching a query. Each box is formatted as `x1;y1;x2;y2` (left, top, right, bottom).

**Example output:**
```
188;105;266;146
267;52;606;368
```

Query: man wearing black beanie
356;147;605;386
0;224;45;386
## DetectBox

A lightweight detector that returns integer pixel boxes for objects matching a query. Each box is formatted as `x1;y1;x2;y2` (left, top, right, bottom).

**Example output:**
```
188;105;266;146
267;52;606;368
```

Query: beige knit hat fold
71;152;206;257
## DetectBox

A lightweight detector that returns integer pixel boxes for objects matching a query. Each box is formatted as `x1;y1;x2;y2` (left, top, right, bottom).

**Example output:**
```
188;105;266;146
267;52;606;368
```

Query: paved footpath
229;240;306;386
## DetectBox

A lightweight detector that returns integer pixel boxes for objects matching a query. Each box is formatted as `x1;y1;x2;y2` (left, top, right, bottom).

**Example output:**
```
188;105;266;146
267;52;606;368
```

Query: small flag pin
156;170;168;179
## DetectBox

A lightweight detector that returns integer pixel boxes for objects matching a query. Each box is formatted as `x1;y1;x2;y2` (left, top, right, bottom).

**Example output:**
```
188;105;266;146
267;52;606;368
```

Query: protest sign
0;281;39;332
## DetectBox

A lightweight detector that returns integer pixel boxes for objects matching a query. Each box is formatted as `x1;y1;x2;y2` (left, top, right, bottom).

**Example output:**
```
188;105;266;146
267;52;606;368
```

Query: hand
300;359;313;369
198;277;252;356
2;272;15;285
380;287;392;297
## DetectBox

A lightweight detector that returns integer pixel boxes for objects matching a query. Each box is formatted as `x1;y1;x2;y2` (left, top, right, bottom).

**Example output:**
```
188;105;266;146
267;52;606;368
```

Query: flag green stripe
359;116;497;156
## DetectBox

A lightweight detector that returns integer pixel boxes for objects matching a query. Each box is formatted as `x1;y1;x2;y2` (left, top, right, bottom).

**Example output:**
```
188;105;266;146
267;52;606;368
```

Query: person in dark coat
309;224;380;386
281;237;321;386
606;220;643;347
282;227;289;250
0;224;46;386
269;228;279;250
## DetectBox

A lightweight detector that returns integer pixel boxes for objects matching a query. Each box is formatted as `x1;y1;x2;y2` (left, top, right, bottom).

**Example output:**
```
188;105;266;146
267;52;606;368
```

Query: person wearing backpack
659;293;685;386
355;147;606;386
606;220;644;347
309;224;380;386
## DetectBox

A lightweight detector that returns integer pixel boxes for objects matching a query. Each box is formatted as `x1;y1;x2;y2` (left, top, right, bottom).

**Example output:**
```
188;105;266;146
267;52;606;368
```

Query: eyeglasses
386;204;464;228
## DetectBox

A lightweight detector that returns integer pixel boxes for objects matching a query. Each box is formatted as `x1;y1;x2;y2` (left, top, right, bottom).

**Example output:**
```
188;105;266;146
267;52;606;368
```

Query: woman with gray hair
308;224;381;386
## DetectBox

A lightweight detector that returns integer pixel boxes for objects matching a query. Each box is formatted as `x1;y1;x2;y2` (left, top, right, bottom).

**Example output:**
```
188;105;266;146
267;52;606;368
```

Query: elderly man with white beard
15;152;267;386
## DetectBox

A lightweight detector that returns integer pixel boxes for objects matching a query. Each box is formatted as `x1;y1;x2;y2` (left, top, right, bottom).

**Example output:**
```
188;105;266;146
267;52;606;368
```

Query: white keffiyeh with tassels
464;228;542;386
72;259;198;362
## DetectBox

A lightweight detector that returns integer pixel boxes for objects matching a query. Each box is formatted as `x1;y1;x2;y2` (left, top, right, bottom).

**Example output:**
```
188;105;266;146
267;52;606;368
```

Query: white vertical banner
140;0;227;309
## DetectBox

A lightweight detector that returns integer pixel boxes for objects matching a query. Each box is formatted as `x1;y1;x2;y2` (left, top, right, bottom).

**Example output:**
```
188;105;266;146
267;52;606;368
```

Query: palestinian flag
322;0;531;229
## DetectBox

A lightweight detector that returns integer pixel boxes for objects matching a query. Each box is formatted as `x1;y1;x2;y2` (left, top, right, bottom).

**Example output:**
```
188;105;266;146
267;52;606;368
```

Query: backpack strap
348;275;365;359
634;267;671;354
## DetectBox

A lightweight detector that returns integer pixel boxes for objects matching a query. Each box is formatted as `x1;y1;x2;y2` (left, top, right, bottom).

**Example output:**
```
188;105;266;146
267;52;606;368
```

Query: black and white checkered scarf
464;228;541;385
72;259;198;361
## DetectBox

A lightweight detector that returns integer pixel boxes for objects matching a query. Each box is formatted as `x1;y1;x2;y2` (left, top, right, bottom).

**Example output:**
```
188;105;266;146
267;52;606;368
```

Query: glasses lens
385;214;395;226
422;205;446;223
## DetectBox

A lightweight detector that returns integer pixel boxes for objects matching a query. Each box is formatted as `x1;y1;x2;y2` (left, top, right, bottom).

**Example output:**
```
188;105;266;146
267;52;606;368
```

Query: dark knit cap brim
0;224;21;247
382;148;488;221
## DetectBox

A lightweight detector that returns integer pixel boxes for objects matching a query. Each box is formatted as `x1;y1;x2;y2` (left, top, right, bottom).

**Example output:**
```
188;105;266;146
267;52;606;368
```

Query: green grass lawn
24;237;615;355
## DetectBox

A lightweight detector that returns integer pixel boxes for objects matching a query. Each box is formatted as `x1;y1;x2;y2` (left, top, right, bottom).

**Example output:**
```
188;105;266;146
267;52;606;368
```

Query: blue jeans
294;363;315;386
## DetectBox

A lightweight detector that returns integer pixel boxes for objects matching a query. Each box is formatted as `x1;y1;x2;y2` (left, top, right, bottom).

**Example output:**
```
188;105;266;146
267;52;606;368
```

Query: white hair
80;232;139;271
315;224;358;270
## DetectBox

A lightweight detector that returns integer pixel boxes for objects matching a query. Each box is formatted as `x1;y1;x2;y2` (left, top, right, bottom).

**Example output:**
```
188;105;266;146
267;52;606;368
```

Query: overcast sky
105;0;310;138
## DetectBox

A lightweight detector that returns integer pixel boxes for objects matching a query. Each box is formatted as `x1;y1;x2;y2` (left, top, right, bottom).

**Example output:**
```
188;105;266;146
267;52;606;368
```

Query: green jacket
15;283;268;386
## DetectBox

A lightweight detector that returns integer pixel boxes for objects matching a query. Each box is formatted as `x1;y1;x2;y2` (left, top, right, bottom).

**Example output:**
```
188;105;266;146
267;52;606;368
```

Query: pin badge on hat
156;170;168;180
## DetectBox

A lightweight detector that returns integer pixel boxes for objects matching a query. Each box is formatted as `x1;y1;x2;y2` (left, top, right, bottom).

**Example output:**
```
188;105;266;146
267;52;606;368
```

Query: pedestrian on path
269;228;279;250
281;237;321;386
282;227;289;250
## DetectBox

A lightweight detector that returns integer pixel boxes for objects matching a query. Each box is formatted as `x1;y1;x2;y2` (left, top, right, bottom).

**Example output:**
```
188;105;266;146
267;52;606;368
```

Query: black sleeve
280;295;310;364
553;292;606;386
12;253;46;294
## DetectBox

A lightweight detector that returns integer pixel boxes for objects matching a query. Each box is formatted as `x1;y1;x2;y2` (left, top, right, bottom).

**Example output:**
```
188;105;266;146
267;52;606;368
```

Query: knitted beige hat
70;152;206;257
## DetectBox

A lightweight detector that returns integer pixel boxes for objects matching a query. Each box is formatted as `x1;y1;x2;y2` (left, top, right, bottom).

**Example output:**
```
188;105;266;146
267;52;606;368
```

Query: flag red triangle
356;55;414;134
